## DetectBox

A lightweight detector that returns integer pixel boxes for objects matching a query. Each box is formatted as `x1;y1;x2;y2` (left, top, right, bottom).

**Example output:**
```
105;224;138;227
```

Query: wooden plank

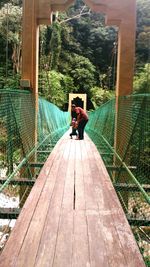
15;139;68;267
0;137;65;267
61;139;76;211
82;137;112;266
33;207;61;267
89;137;146;267
80;135;141;266
86;210;109;267
82;136;139;266
98;210;127;267
52;210;74;267
34;138;72;267
72;210;91;267
74;140;85;210
79;137;110;266
51;139;75;266
80;138;98;211
83;136;127;266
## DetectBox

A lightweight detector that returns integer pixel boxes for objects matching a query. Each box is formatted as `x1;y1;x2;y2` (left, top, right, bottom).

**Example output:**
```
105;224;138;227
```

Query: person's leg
80;126;84;140
78;120;88;140
72;128;77;136
74;129;78;136
70;127;74;138
77;124;82;139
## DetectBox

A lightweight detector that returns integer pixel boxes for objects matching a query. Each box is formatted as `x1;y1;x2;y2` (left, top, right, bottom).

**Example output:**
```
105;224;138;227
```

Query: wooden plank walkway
0;132;145;267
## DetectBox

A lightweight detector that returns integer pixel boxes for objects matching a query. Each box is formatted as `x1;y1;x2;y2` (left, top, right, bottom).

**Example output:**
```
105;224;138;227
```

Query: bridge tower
20;0;136;145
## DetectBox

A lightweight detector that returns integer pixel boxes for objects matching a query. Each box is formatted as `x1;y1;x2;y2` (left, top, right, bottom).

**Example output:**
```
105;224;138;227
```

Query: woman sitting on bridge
71;104;88;140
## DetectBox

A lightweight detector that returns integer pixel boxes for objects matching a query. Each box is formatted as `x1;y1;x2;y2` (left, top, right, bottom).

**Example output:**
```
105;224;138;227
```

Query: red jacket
74;107;88;123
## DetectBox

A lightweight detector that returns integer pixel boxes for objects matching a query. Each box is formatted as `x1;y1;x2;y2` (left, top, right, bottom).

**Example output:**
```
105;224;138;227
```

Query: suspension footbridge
0;132;146;267
0;90;149;266
0;0;149;265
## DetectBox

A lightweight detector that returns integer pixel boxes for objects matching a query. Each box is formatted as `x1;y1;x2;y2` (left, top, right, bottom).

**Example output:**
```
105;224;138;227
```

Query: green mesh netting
0;89;35;177
37;97;70;164
86;94;150;209
0;89;70;195
86;94;150;262
38;97;70;144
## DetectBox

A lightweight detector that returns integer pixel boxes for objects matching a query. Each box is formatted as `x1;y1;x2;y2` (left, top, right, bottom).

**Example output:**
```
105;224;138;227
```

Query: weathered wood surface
0;132;145;267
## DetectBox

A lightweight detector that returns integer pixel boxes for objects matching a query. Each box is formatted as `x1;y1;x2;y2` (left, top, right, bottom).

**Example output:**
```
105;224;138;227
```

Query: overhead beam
37;0;51;24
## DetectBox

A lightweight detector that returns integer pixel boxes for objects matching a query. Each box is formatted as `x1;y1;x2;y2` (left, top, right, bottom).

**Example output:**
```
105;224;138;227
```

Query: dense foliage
0;0;149;109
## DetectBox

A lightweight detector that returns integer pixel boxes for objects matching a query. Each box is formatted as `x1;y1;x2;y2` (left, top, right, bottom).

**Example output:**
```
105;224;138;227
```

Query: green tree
90;86;115;108
39;70;75;109
0;3;22;74
65;2;117;74
136;0;150;65
133;63;150;93
69;53;97;94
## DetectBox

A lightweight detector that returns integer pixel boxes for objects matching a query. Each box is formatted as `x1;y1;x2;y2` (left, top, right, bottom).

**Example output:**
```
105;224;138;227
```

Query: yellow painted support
21;0;136;156
21;0;136;100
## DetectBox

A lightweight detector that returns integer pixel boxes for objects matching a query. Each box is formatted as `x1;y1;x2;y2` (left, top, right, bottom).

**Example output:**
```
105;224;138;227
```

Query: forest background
0;0;150;110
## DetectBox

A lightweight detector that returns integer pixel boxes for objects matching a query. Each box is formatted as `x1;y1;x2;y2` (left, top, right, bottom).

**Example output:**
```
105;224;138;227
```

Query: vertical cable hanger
5;2;9;83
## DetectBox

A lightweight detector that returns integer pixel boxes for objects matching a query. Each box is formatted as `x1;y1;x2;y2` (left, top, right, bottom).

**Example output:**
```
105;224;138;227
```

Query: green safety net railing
37;97;70;164
0;89;70;251
86;94;150;263
0;89;70;202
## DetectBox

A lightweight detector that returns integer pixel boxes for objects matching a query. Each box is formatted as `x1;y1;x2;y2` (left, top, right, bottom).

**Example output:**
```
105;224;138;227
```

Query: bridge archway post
105;1;136;207
114;16;136;164
21;0;136;175
19;0;40;205
21;0;39;147
82;0;136;96
77;1;136;169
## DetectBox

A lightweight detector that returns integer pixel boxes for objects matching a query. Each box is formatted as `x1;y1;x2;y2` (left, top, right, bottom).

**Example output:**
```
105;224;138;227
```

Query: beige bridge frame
20;0;136;142
68;94;87;113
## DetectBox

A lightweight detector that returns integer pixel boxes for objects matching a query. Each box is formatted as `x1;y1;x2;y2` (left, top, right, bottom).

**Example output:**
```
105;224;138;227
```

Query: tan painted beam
21;0;39;95
37;0;51;24
82;0;107;13
51;0;75;12
21;0;39;148
106;0;136;95
34;0;136;94
83;0;136;96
